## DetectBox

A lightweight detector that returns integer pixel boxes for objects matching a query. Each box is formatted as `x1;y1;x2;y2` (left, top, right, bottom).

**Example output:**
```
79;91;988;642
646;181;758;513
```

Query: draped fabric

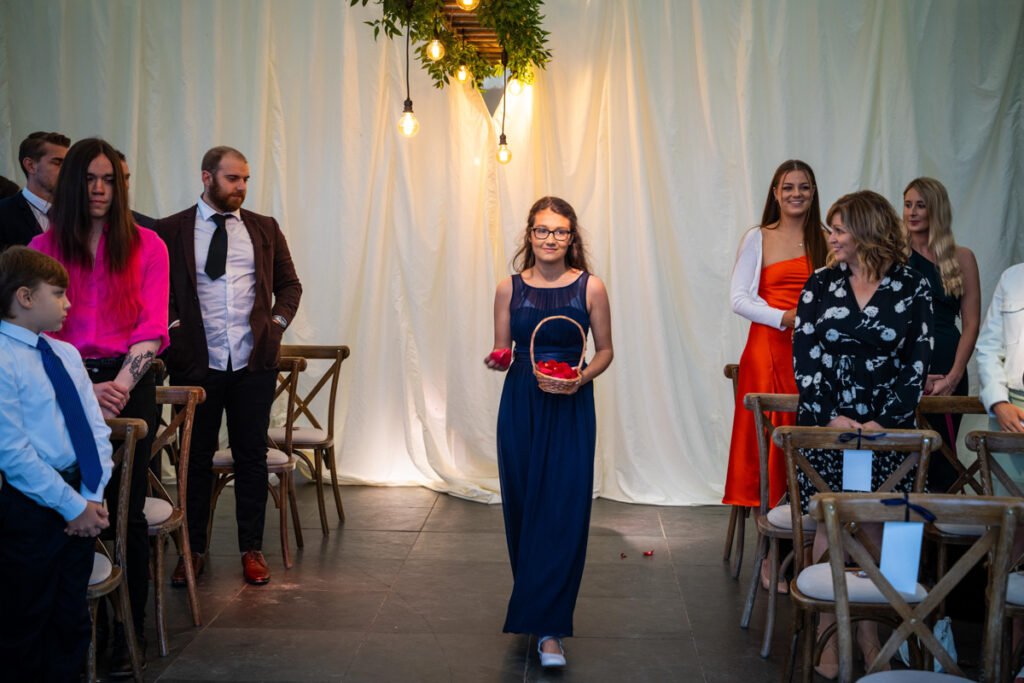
1;0;1021;504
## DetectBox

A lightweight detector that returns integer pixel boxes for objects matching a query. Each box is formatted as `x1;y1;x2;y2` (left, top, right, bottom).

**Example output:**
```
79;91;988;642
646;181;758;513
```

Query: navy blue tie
37;337;103;492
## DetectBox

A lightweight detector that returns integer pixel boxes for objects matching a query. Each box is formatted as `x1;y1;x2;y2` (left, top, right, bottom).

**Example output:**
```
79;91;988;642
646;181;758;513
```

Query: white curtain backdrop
1;0;1021;504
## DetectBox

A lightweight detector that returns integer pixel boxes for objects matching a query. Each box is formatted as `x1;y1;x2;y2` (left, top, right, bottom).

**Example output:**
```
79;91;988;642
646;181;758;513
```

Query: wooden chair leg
782;605;801;683
153;534;168;657
327;444;345;523
313;449;329;536
177;527;202;627
279;472;293;569
724;505;739;561
288;469;304;550
761;536;781;658
115;585;143;682
87;599;99;683
800;611;815;683
740;532;768;629
730;507;748;579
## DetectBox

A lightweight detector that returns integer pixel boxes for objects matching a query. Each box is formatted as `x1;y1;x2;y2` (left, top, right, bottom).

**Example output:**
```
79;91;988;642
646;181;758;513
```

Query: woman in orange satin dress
724;160;828;510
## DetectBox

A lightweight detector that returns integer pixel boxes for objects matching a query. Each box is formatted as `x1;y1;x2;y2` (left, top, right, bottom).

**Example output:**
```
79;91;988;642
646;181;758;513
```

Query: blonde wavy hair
903;177;963;297
826;191;907;281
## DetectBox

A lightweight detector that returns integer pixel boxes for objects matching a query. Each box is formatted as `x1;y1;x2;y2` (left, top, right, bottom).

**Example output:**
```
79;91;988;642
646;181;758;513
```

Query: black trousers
87;362;158;639
0;483;94;682
180;365;276;553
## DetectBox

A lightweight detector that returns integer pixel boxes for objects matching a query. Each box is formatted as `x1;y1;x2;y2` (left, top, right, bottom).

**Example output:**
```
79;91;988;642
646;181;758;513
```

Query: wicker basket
530;315;587;395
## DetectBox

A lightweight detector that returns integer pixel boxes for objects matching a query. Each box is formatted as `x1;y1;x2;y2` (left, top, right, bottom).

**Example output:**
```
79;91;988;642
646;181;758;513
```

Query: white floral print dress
792;261;934;513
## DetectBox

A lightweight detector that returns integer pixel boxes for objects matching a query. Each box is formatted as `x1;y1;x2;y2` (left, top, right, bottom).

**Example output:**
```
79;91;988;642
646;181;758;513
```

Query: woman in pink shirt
30;137;168;675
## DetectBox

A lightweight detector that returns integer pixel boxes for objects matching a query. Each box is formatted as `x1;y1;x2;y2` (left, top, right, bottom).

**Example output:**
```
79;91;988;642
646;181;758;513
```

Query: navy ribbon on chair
839;428;888;449
881;492;936;523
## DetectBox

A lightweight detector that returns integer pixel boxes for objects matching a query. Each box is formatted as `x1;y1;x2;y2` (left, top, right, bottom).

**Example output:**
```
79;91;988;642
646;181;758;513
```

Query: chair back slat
271;357;307;454
966;431;1024;499
723;364;739;400
812;492;1020;682
106;418;147;566
150;386;205;505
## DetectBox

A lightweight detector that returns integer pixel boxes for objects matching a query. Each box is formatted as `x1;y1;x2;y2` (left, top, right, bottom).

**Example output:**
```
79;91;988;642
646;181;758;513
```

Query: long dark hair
759;159;828;269
511;196;591;273
50;137;137;271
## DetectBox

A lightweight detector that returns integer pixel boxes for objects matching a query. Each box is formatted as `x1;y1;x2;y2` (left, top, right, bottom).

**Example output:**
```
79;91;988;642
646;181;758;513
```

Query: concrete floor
127;484;798;682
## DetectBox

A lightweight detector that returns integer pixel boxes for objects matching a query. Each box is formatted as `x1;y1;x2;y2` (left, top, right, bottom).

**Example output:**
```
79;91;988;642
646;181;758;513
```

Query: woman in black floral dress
792;190;933;676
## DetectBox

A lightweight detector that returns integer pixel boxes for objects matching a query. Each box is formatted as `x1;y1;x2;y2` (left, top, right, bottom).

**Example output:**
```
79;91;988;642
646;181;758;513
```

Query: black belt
84;356;126;369
58;466;82;488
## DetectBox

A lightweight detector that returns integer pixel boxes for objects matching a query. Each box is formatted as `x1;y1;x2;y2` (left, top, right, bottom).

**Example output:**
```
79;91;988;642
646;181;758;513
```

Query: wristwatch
273;315;289;330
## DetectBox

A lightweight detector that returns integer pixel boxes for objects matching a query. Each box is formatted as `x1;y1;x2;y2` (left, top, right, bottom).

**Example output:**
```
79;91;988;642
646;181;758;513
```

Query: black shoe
109;623;146;679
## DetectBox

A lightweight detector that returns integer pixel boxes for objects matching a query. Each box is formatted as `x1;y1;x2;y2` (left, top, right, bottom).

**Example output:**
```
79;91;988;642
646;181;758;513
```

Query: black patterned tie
205;213;228;280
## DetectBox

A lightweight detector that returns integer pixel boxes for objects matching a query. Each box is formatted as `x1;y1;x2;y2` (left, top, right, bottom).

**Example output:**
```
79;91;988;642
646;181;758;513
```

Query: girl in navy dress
484;196;613;669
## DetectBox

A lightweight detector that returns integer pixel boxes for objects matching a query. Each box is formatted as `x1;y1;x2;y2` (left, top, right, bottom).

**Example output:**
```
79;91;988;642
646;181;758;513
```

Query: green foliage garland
351;0;551;90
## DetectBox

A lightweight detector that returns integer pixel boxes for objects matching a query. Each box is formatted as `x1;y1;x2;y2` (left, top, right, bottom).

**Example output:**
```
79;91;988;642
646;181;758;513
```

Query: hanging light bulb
456;0;480;10
398;0;419;138
398;100;420;137
507;77;523;96
426;38;445;61
496;133;512;164
456;64;470;82
496;49;511;164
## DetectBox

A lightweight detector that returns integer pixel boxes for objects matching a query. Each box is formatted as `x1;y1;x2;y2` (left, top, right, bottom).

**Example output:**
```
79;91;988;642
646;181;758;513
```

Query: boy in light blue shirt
0;246;114;681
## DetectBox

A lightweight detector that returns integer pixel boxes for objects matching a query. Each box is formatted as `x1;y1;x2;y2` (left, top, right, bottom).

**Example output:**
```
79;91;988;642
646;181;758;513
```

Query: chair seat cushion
766;504;816;531
860;672;970;682
795;563;927;603
90;553;112;585
1007;571;1024;606
933;522;985;536
268;426;328;446
213;448;292;467
144;497;174;526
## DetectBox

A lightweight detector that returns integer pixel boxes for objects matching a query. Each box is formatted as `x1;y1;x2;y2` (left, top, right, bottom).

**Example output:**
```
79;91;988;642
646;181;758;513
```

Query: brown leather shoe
242;550;271;585
171;553;205;588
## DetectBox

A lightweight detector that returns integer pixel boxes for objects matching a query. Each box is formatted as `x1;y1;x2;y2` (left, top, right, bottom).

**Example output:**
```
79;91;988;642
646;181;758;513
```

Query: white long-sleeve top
730;227;787;330
977;262;1024;413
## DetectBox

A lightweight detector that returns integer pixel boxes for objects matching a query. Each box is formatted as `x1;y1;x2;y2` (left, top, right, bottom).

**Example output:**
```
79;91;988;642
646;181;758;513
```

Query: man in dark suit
115;150;156;229
0;132;70;250
155;146;301;585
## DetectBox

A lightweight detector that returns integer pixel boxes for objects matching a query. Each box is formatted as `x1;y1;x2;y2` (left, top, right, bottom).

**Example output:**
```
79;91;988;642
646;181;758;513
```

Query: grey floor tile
407;530;510;562
210;588;388;632
524;636;705;682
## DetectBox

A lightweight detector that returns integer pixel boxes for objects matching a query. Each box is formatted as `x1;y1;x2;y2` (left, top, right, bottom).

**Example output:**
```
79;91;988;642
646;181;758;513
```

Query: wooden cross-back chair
271;345;351;535
915;395;988;495
738;392;800;658
773;426;940;683
721;363;749;579
87;418;146;683
814;493;1019;683
965;430;1024;679
208;357;305;569
146;385;205;657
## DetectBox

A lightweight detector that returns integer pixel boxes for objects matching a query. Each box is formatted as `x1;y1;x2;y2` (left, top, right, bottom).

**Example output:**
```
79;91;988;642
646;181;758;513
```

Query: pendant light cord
405;0;413;102
501;50;507;136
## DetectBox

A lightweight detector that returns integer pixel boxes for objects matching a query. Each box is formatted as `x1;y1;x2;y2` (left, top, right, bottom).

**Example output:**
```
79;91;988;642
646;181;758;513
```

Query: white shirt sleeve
977;266;1014;413
730;227;787;330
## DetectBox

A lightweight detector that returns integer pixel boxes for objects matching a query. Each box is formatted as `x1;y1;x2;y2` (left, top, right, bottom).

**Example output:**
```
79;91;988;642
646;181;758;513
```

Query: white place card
842;449;873;491
880;521;924;594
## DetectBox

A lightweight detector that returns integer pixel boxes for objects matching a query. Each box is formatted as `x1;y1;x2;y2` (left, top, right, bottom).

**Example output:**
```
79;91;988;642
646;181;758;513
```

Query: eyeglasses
531;227;573;241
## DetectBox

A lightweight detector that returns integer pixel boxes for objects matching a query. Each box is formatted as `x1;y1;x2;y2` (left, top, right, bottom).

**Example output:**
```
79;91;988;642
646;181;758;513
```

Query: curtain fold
0;0;1020;504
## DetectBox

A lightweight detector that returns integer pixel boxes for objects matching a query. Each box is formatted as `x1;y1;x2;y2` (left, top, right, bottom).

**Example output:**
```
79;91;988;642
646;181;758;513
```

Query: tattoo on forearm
123;351;156;384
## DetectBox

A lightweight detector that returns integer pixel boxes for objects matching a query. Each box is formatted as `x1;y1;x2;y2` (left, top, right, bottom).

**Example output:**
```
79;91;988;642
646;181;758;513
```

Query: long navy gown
497;272;596;637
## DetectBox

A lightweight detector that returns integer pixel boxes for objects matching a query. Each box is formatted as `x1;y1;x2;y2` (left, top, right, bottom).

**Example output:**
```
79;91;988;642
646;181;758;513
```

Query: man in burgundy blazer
154;146;301;585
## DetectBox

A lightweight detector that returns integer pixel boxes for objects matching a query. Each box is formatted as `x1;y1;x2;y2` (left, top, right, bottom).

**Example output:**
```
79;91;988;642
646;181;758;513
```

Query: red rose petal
643;550;654;557
620;553;628;559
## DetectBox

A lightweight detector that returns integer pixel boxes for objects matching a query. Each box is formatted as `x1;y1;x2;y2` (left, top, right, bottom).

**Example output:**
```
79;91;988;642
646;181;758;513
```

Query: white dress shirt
22;187;51;231
977;262;1024;413
730;227;788;330
194;198;256;371
0;321;113;521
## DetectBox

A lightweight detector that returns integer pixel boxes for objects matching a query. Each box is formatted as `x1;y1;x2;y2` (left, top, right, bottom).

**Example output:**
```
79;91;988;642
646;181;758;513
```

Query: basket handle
529;315;588;371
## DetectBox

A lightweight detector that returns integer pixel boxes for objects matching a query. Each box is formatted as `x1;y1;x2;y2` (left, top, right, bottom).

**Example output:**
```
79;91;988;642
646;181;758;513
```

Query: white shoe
538;636;566;668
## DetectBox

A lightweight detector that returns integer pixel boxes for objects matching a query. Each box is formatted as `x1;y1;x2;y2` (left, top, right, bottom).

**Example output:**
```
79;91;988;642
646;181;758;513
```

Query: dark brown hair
201;145;248;174
0;246;69;318
826;190;907;281
760;159;828;269
18;131;71;178
511;196;591;273
50;137;137;272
